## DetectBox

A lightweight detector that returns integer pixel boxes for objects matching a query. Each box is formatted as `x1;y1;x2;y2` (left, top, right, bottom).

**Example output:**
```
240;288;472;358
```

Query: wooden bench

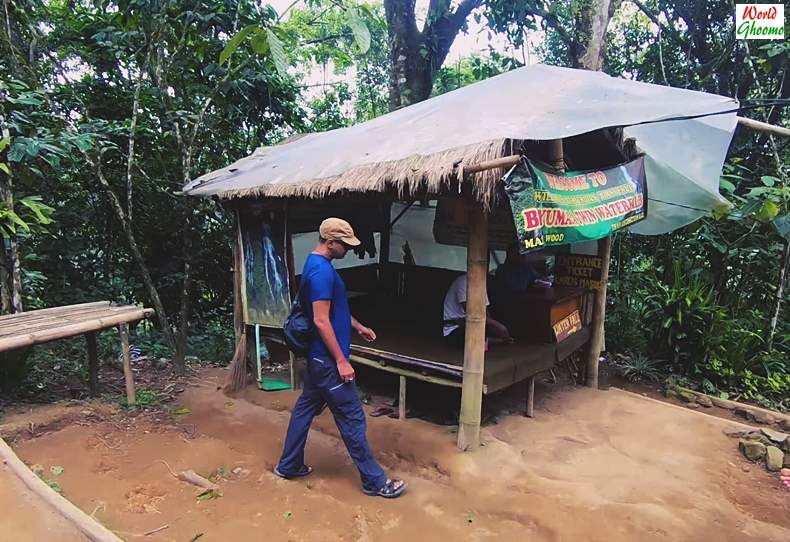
0;301;154;404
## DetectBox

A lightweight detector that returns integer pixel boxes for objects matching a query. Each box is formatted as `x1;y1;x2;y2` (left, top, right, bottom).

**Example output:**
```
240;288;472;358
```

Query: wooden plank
349;355;462;388
86;332;98;397
119;323;135;406
350;344;463;377
0;306;129;337
0;301;109;322
0;308;154;353
0;304;116;331
399;375;406;420
458;202;487;451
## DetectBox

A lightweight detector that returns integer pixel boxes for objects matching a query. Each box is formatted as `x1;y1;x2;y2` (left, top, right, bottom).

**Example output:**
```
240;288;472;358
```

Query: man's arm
486;308;511;339
313;300;355;381
351;316;376;342
459;301;511;339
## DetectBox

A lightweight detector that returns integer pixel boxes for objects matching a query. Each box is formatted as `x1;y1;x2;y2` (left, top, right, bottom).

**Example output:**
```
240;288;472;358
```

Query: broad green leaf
747;186;770;198
345;9;371;54
760;175;779;187
19;197;54;225
0;136;10;152
196;488;221;501
0;163;10;175
2;209;30;233
220;25;260;65
755;200;779;222
265;28;288;77
719;179;736;193
251;32;269;55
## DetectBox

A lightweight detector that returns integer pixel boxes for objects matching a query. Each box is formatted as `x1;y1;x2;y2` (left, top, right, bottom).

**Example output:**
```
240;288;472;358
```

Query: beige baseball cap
319;217;361;246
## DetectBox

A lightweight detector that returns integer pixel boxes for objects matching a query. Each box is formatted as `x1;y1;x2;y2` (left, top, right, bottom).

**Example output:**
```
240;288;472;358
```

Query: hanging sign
504;157;647;253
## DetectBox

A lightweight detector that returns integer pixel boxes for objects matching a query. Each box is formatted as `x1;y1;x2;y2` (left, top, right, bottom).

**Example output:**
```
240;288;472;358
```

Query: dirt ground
0;462;87;541
3;367;789;542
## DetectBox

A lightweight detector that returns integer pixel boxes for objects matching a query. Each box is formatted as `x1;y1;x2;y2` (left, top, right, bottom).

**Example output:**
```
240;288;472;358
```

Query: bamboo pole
0;306;121;336
737;116;790;138
233;212;244;343
585;237;612;389
0;301;109;323
119;323;135;406
457;203;488;451
0;438;124;542
464;155;520;175
399;375;406;421
0;308;154;353
86;332;99;397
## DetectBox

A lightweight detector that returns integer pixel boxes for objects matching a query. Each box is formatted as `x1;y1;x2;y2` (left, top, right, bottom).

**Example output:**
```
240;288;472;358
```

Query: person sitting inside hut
442;273;511;347
491;244;551;305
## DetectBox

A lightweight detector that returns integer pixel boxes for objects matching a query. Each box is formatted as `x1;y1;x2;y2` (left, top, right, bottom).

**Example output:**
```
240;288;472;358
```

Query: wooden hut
184;64;738;450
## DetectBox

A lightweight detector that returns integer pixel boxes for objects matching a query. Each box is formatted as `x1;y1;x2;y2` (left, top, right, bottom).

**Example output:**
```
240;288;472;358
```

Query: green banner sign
504;157;647;252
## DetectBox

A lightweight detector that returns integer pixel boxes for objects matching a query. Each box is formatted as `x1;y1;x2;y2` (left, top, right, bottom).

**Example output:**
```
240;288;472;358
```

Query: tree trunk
0;88;21;314
384;0;431;109
383;0;480;110
171;210;196;375
574;0;622;70
88;155;175;349
767;240;789;352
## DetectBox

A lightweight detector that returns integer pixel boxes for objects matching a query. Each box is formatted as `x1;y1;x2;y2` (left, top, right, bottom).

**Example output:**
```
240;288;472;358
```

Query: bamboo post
584;236;612;389
118;323;135;406
457;203;488;451
399;375;406;420
525;375;535;417
232;211;244;343
86;331;98;397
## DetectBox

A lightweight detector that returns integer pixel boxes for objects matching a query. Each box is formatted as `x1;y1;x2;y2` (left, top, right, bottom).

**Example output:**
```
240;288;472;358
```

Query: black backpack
284;278;311;357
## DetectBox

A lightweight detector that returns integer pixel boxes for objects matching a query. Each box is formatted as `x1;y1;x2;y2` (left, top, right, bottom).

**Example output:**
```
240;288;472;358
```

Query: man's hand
357;325;377;342
337;357;356;382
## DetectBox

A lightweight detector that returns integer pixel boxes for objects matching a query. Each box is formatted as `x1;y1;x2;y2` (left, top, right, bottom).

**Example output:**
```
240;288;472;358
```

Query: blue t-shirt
302;253;352;360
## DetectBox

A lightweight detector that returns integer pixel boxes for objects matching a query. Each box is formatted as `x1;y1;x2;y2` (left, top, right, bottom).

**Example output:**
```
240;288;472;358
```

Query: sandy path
0;462;86;541
7;368;790;542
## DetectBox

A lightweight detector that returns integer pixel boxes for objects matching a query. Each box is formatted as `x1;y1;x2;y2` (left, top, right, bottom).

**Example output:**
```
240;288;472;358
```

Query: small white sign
736;4;785;39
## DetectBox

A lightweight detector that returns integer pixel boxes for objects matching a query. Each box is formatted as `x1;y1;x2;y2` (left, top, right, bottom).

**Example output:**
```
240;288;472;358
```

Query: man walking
275;218;406;498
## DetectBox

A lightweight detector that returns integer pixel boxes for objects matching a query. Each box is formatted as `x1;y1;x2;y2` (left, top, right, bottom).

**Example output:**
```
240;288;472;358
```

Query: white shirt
442;274;490;336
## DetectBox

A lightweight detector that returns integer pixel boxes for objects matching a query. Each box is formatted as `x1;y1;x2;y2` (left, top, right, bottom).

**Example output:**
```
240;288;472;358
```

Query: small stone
741;465;750;473
723;428;749;438
782;437;790;454
711;397;735;410
685;402;700;409
765;446;783;472
677;390;698;403
778;418;790;431
695;395;714;408
739;438;767;461
750;410;776;425
665;389;680;400
760;428;789;444
734;407;751;420
743;432;772;446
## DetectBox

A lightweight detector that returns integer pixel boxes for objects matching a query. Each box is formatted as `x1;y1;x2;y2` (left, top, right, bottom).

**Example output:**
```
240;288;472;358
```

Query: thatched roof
184;64;737;233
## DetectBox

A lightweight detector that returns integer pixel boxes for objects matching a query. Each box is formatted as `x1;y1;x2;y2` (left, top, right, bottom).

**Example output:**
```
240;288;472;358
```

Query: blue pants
276;356;387;491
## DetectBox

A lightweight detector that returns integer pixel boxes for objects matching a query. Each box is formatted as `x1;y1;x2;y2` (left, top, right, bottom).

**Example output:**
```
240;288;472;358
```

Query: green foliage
119;388;161;409
613;352;665;383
